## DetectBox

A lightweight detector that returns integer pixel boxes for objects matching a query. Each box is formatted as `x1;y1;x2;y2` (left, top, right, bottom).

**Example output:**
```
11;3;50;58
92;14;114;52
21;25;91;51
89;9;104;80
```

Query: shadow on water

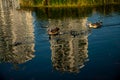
95;5;120;15
33;7;92;20
32;4;120;20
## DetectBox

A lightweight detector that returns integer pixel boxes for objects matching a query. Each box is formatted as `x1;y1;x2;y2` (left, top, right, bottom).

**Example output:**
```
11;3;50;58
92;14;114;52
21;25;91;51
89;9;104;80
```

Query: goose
88;21;103;28
48;27;60;35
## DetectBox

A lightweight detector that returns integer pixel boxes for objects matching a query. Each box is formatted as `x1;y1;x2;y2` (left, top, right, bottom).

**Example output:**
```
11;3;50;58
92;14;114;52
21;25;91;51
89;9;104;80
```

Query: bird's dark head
55;27;60;30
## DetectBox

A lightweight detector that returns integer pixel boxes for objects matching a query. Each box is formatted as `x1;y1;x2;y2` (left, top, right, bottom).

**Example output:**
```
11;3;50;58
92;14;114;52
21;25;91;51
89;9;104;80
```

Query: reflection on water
0;0;35;65
48;18;89;73
33;4;120;20
0;1;120;79
34;7;92;19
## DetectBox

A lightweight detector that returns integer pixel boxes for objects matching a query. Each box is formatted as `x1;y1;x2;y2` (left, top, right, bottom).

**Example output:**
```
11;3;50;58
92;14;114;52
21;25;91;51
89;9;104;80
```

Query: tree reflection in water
48;18;90;73
0;0;35;69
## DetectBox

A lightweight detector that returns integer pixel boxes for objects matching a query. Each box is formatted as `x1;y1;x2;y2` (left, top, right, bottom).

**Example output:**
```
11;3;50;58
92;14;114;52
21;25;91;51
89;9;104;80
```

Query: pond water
0;5;120;80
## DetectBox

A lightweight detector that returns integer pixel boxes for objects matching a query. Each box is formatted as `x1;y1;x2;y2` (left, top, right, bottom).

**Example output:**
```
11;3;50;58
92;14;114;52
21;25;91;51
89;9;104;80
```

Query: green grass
20;0;120;8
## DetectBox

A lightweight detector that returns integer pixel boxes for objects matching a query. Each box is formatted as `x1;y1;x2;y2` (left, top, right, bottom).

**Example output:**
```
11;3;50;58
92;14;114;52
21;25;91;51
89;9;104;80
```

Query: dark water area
0;4;120;80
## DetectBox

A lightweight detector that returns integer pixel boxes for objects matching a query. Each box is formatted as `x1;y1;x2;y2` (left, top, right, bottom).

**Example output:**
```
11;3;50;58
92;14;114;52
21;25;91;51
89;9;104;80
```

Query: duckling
48;27;60;35
13;42;22;46
70;30;79;37
88;21;103;28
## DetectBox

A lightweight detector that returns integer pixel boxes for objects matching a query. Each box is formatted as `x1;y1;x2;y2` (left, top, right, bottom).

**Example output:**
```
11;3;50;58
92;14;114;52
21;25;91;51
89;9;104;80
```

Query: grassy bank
20;0;120;8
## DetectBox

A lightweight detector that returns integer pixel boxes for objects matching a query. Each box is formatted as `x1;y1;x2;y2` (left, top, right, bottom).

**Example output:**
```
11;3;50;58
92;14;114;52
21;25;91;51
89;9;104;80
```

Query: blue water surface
0;8;120;80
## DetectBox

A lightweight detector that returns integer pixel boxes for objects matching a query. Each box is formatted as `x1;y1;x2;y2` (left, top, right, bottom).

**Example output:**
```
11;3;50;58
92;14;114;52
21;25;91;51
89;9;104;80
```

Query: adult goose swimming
87;21;103;28
48;27;60;35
